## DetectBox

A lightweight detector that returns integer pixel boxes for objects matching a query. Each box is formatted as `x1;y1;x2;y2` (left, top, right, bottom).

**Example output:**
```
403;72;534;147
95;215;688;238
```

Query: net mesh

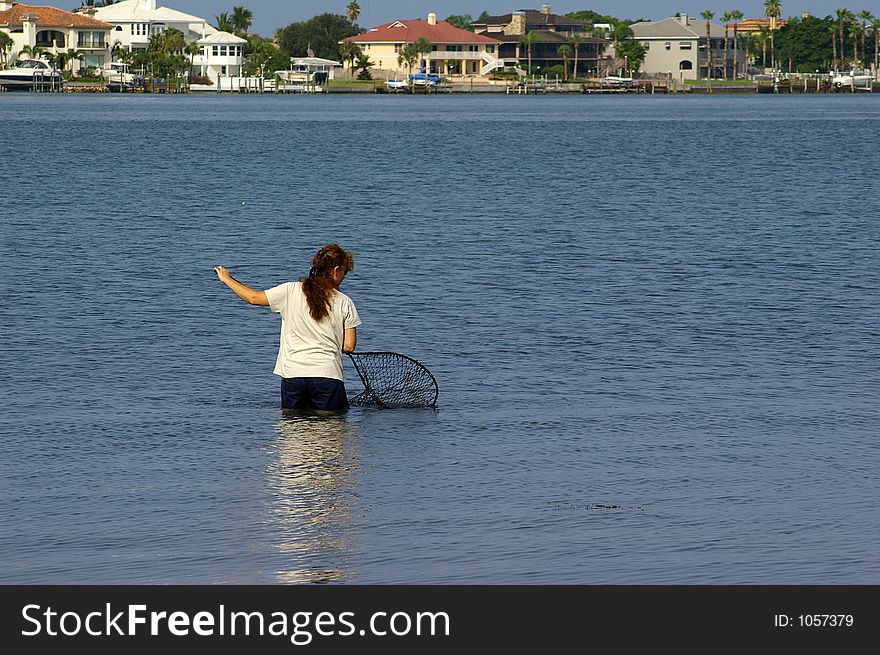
346;352;439;409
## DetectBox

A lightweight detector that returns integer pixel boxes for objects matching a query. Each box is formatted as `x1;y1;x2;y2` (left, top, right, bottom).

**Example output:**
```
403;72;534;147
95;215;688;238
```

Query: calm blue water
1;93;878;583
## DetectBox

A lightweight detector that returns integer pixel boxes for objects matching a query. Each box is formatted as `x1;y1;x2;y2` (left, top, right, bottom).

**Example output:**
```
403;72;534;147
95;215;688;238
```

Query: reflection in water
267;411;361;583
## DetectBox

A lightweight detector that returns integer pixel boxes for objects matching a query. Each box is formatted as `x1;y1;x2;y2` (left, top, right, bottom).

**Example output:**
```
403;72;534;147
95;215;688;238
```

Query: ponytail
301;243;354;321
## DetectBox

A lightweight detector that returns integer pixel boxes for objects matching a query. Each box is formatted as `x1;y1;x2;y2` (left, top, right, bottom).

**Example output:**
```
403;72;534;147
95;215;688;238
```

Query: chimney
427;12;436;26
0;1;17;11
504;11;526;36
677;13;689;25
541;4;551;15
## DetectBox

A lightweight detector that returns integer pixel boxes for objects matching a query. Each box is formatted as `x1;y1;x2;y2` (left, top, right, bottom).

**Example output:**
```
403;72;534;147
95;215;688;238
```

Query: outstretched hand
213;265;231;283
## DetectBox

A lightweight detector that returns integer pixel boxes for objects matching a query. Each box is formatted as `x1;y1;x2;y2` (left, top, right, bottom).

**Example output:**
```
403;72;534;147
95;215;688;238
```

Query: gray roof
630;16;726;39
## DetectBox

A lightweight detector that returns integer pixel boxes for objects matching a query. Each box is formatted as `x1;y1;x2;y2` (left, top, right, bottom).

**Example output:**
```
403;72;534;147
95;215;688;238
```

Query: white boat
384;79;408;90
832;70;874;89
0;59;64;91
603;75;635;88
100;62;141;92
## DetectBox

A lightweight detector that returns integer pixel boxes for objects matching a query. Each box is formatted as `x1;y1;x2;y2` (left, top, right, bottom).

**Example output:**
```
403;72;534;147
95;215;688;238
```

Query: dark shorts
281;377;349;411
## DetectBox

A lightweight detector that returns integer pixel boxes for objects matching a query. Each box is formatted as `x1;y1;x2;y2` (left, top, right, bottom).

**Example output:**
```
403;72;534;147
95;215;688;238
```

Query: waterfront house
79;0;244;87
342;12;504;78
0;1;112;72
470;5;606;77
630;14;743;81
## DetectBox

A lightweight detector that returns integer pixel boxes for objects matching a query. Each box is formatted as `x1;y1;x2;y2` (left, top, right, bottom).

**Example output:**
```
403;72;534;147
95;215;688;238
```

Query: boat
0;59;64;91
384;79;408;90
409;72;441;87
100;62;141;92
603;75;635;88
832;70;874;90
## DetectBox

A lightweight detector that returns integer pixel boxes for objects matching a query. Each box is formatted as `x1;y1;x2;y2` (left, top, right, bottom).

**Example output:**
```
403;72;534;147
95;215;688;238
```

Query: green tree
774;15;835;72
872;17;880;74
445;14;473;31
215;12;233;33
0;31;14;68
700;10;715;79
397;43;419;86
58;48;84;72
836;8;854;70
720;12;733;79
231;6;253;36
616;38;646;76
337;40;361;76
243;34;288;77
857;11;873;67
518;31;538;75
19;44;46;60
276;13;361;61
764;0;781;71
557;43;571;79
184;40;200;84
354;53;373;80
730;9;744;78
346;2;361;25
570;33;583;79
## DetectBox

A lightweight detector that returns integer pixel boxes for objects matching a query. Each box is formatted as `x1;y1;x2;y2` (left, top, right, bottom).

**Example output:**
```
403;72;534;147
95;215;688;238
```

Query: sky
59;2;880;37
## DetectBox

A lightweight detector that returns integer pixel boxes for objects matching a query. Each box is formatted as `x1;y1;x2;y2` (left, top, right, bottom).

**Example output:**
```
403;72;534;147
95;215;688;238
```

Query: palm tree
19;45;46;61
0;31;13;69
215;12;233;33
184;40;200;86
721;12;733;79
518;31;538;77
570;33;582;80
763;0;781;72
872;18;880;77
849;21;861;69
757;25;769;68
857;11;873;68
231;6;253;36
346;2;361;26
413;36;432;79
58;48;84;72
700;10;714;80
830;23;838;71
398;43;419;87
338;40;361;77
730;9;743;79
836;8;853;70
557;44;571;80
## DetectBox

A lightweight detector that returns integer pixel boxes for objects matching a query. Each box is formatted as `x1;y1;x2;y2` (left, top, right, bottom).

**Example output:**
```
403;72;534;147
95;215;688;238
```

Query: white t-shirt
265;280;361;380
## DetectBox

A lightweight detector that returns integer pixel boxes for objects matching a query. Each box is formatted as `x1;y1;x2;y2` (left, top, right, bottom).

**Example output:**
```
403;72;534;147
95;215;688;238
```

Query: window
679;60;693;70
679;42;692;50
221;65;226;75
212;45;218;56
394;43;402;53
220;45;227;56
665;41;671;50
447;45;462;51
77;31;106;48
469;45;479;52
486;44;495;53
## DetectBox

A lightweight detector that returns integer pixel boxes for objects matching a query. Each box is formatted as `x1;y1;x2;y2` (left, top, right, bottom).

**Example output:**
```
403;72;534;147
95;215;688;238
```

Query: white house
81;0;245;85
0;1;113;71
630;14;744;81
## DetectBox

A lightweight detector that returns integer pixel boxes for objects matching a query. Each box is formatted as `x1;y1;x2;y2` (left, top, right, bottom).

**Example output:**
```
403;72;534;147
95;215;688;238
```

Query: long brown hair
301;243;354;321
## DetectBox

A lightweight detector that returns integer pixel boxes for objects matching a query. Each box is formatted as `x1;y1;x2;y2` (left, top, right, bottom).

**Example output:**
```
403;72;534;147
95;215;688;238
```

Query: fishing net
346;352;439;409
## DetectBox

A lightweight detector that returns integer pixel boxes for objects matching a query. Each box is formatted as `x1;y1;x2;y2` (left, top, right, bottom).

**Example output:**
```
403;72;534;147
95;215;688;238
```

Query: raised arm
213;266;269;306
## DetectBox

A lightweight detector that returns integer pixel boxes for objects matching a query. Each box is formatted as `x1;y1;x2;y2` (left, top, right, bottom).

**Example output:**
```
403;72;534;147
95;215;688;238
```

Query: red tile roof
346;19;501;44
727;17;789;33
0;4;112;29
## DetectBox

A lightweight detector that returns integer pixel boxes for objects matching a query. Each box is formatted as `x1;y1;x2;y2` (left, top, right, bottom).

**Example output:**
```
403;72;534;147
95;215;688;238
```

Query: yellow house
342;12;505;78
0;1;112;72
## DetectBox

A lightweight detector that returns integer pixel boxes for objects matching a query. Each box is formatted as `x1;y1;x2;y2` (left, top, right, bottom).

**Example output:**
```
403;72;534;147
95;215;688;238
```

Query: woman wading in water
213;243;361;411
